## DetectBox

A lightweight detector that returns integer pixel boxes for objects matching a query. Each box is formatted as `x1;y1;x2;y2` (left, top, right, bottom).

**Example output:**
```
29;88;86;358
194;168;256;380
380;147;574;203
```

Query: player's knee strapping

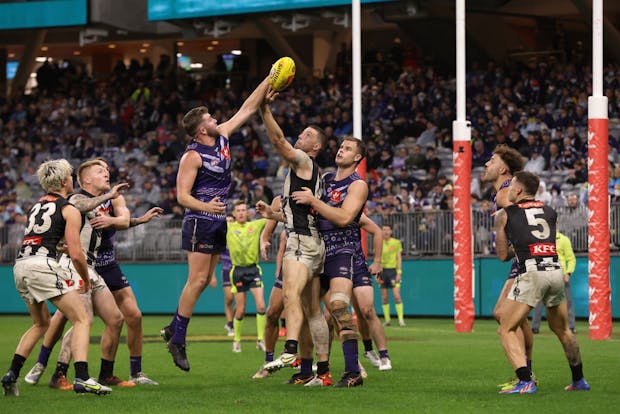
330;292;357;342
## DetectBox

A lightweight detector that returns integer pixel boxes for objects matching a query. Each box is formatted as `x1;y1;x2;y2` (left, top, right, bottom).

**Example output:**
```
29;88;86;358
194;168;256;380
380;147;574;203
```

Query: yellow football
269;57;296;92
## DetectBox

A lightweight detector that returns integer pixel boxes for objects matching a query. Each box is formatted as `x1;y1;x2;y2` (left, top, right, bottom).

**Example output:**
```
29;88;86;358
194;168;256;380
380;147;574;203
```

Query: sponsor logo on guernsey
39;195;58;202
22;236;43;246
529;242;556;256
518;201;544;209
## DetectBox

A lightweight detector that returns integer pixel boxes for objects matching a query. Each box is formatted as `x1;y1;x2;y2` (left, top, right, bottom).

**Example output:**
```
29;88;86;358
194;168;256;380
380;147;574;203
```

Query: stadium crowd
1;44;620;254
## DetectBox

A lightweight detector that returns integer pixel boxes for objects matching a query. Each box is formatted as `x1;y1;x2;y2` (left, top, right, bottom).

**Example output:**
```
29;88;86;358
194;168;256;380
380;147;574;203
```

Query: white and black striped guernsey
18;193;69;260
68;190;106;267
282;158;321;236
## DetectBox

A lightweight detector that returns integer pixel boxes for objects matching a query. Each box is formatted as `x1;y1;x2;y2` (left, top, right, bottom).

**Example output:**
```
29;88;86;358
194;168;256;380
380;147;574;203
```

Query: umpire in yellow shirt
531;231;577;333
227;201;267;353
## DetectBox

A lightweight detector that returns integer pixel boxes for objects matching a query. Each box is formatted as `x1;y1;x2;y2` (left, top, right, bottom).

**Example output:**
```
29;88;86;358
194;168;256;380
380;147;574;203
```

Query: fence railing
1;206;618;263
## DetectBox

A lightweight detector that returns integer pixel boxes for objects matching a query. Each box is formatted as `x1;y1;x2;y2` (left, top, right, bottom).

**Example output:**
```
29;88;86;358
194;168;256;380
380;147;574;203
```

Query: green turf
0;315;618;413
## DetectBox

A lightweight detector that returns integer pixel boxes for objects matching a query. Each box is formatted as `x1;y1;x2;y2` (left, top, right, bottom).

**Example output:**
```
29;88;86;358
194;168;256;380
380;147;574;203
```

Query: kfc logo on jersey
22;236;42;246
529;242;556;256
330;190;342;203
221;145;231;160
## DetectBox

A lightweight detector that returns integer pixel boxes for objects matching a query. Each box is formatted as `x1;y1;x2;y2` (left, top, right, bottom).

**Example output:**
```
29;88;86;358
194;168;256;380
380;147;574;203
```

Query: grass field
0;315;619;413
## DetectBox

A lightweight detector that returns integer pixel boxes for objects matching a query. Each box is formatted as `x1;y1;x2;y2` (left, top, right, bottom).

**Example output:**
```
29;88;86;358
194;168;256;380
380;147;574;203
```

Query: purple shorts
181;218;227;254
221;266;232;288
323;250;372;289
96;262;130;292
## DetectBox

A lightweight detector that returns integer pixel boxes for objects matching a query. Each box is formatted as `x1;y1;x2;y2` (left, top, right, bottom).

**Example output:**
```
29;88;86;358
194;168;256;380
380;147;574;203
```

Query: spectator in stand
608;163;620;195
535;182;552;205
405;144;426;170
524;149;546;175
391;146;409;170
548;183;568;210
567;159;587;185
472;138;491;168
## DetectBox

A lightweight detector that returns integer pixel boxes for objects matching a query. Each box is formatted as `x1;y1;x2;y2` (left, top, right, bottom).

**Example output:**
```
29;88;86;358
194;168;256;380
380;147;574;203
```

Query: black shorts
380;269;399;288
231;265;263;293
96;262;130;292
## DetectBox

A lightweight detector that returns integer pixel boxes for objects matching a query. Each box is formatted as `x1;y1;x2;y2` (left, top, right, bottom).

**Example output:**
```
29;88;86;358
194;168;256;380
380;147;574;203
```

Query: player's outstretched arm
218;76;270;138
70;182;129;213
292;180;368;227
130;207;164;228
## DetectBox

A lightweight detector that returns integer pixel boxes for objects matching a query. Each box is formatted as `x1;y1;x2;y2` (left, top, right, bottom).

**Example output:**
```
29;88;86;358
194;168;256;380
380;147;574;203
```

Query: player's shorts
507;268;565;308
323;248;372;289
221;266;232;288
58;255;108;294
231;264;263;293
181;217;227;254
274;269;283;290
284;232;325;277
507;258;519;279
380;269;400;289
97;262;130;292
13;256;79;304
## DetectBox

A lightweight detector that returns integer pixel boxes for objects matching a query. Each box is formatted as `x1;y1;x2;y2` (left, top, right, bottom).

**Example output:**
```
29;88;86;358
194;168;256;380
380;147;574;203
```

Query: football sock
570;362;584;382
99;358;114;380
515;366;532;382
363;339;373;352
256;313;266;341
395;303;404;321
74;361;89;381
171;312;190;345
55;361;69;377
379;349;390;359
37;345;53;366
9;354;26;377
284;340;298;355
316;361;330;376
382;304;391;322
265;351;275;363
342;339;359;373
130;356;142;376
300;358;313;377
234;318;243;342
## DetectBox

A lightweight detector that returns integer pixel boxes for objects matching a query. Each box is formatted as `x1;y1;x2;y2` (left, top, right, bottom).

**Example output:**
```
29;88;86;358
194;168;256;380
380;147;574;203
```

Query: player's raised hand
142;207;164;222
205;197;226;215
291;187;314;205
109;183;130;199
255;200;273;218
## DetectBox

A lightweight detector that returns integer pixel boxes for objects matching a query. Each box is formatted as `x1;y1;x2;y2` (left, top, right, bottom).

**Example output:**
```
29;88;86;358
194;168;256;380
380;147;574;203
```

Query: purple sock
300;358;313;377
130;356;142;376
171;313;190;345
379;349;389;359
169;309;180;332
265;352;274;363
37;345;52;366
342;339;359;373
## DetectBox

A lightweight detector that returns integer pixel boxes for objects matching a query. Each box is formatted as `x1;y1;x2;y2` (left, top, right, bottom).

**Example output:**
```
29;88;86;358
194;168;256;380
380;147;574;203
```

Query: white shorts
13;256;79;304
507;268;565;308
58;254;108;294
284;232;325;277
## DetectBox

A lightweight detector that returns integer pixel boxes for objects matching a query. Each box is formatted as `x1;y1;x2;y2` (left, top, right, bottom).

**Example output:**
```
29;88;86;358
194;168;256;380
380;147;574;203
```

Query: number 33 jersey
504;200;561;274
18;193;70;260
